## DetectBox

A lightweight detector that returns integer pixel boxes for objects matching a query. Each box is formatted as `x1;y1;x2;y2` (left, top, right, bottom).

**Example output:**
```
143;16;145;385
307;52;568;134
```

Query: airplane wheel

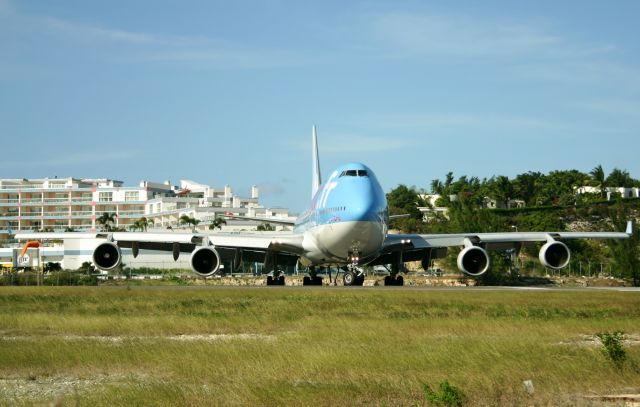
278;276;285;285
384;276;393;286
313;276;323;285
395;275;404;286
343;271;356;286
355;275;365;286
267;276;274;286
303;276;311;285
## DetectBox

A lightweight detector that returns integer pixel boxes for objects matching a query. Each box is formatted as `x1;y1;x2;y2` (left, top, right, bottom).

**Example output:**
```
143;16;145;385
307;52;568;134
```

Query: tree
430;179;444;196
209;216;227;230
606;168;635;189
512;172;543;206
488;175;513;208
590;165;606;198
129;217;153;232
139;217;153;231
257;223;275;231
386;184;425;232
129;220;142;232
96;212;117;231
179;215;200;232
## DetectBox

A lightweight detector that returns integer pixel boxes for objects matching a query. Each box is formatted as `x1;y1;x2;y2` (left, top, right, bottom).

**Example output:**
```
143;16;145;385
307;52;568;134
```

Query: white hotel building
0;177;295;241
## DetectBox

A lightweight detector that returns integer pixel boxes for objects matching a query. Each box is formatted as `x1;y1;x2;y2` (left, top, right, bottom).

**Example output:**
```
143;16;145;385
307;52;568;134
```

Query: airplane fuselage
294;162;388;266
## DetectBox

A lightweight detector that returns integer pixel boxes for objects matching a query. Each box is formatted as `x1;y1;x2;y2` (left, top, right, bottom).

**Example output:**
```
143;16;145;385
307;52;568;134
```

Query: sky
1;0;639;213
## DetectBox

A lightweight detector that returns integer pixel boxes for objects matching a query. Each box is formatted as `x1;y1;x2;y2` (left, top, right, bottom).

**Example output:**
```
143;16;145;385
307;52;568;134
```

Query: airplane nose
348;187;380;222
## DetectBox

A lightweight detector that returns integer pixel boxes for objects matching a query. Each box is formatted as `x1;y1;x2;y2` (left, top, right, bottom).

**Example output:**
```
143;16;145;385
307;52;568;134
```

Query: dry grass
0;286;639;406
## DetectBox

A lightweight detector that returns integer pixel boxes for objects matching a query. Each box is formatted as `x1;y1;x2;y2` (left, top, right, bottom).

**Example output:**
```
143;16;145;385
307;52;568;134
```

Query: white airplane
16;127;632;286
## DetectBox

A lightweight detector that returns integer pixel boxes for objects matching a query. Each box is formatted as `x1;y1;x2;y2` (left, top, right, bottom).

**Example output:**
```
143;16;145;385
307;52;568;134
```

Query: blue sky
1;0;639;212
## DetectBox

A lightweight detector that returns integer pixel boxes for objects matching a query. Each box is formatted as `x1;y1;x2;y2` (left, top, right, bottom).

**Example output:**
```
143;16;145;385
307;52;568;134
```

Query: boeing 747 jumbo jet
16;127;632;286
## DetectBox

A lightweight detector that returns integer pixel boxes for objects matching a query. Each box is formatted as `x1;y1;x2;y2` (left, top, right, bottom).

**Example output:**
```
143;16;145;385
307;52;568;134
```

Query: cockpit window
340;169;368;177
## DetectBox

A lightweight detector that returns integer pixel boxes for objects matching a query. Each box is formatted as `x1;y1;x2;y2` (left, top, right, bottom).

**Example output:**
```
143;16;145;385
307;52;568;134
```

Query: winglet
626;220;633;235
311;125;322;198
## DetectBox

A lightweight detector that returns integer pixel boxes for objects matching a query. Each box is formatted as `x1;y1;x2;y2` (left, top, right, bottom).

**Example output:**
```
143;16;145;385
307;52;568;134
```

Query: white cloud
318;134;413;155
364;113;634;138
0;5;311;70
41;16;164;45
576;99;640;120
370;12;559;57
257;181;288;197
361;10;617;64
145;48;318;69
1;151;138;168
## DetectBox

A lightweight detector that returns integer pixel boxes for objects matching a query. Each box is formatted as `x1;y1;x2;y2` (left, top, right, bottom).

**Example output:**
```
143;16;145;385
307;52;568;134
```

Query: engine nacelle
189;246;221;277
457;246;490;276
92;241;122;271
539;241;570;270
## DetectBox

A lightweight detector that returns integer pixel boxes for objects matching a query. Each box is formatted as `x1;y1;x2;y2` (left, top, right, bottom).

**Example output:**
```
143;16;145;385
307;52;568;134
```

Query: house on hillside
575;186;640;200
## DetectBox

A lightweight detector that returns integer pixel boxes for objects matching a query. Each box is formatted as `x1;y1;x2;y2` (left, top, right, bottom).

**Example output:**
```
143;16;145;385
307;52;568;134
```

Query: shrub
597;331;626;368
423;380;465;407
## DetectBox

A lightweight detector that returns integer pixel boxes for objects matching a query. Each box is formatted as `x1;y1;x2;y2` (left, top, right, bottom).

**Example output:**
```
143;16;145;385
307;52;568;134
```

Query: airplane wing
221;214;296;226
378;221;632;276
15;231;305;276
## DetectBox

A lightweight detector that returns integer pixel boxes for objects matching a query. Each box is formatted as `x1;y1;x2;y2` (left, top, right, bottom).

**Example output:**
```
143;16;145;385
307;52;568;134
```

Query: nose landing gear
342;253;365;286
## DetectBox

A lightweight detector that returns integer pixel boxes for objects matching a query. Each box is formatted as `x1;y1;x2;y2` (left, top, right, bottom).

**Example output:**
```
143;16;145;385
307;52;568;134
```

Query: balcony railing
117;210;146;218
70;211;93;217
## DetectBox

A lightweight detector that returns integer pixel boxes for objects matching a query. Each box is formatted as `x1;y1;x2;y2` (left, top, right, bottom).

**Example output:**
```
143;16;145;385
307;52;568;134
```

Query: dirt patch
0;373;136;403
558;333;640;348
584;393;640;406
1;333;276;343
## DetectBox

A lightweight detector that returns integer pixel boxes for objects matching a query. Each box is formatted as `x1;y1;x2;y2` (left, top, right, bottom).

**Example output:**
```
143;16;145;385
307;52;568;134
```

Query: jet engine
189;246;221;277
92;241;122;271
457;246;490;276
539;241;570;270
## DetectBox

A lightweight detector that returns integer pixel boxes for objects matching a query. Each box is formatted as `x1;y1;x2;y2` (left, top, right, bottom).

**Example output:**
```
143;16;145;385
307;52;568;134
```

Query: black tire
355;275;365;286
396;275;404;286
278;276;285;285
384;276;393;286
313;276;323;286
303;276;311;285
266;276;274;286
343;271;356;286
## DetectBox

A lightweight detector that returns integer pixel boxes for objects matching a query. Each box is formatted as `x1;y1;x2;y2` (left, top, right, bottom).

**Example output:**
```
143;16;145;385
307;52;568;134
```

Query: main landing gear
266;274;285;285
266;269;285;286
384;275;404;286
303;266;323;286
383;260;405;286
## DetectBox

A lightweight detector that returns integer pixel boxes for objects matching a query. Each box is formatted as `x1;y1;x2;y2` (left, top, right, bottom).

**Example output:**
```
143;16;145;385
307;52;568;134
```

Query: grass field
0;286;639;406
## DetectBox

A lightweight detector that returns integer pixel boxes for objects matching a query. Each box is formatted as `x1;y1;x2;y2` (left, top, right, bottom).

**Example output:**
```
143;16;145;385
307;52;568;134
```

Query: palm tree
491;176;513;208
129;219;143;232
430;179;444;195
179;215;200;232
606;168;634;189
96;212;117;231
590;165;606;198
209;216;227;230
257;223;276;231
135;217;154;232
179;214;191;228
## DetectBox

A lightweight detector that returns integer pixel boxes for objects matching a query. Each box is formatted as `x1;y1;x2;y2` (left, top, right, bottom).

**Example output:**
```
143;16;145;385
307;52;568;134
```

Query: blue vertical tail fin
311;125;322;198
